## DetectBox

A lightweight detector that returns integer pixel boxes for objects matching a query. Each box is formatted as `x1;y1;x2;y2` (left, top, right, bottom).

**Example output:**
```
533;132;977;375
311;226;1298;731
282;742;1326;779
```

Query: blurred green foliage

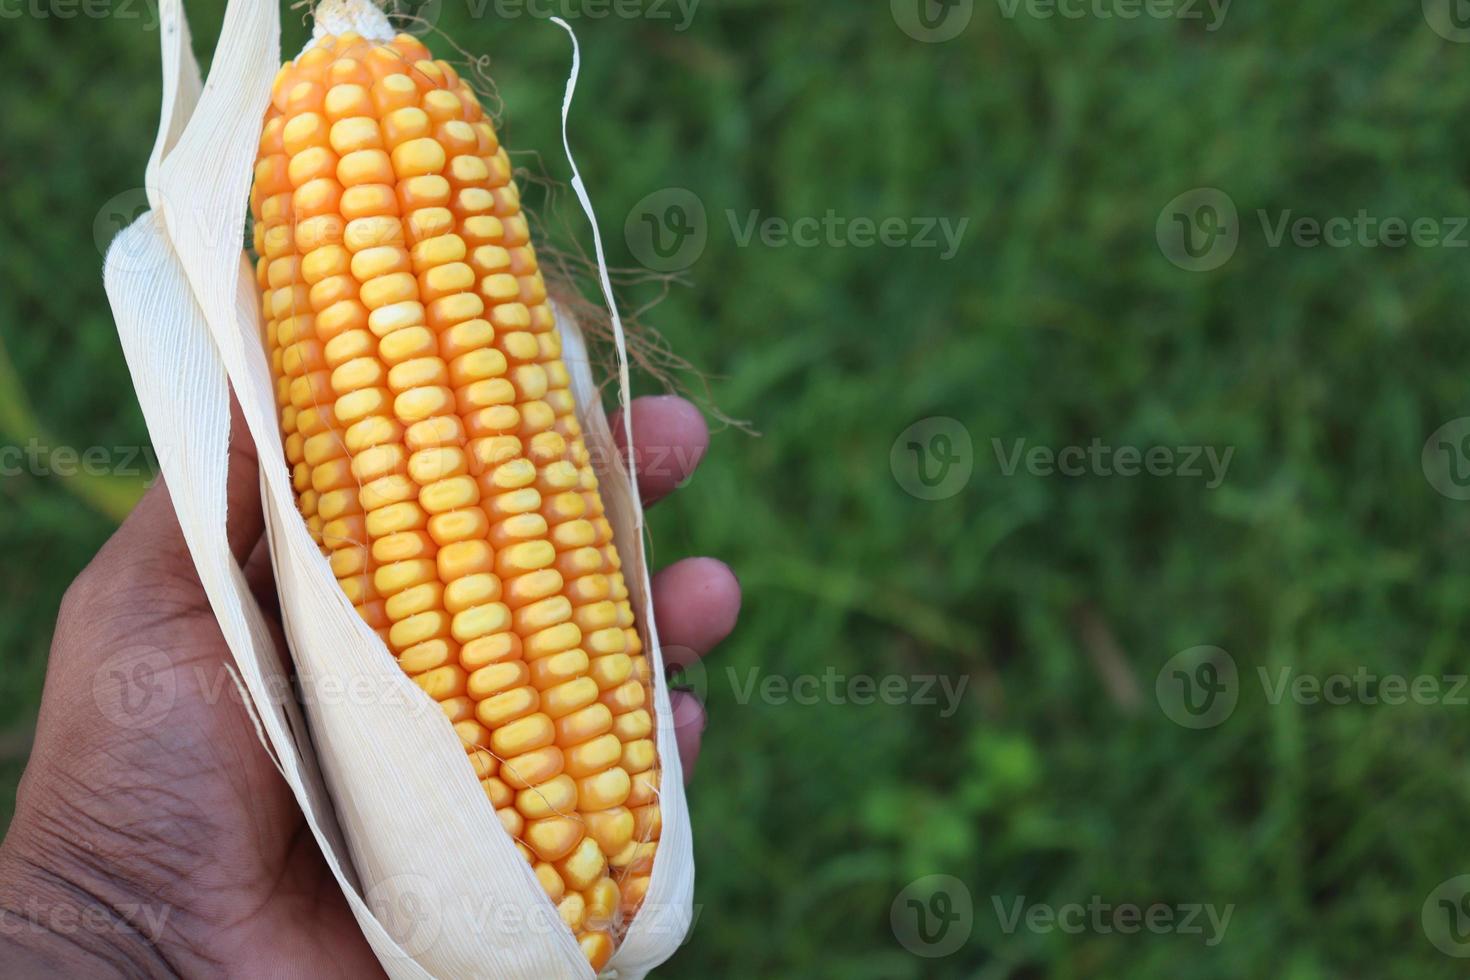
5;0;1470;977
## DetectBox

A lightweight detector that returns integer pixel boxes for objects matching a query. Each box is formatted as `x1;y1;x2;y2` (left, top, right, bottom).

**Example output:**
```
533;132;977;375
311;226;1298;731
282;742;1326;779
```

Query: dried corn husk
100;1;695;976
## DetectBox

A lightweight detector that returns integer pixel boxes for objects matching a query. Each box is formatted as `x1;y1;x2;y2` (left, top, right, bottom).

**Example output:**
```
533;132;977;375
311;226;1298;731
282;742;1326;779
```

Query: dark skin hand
0;394;740;979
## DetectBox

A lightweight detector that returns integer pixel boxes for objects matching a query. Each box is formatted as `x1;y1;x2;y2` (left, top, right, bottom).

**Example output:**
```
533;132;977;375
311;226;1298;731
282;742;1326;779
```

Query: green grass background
6;0;1470;976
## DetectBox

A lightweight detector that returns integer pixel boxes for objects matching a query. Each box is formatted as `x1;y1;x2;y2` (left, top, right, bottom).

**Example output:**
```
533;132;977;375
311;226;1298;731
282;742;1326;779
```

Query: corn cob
249;28;660;971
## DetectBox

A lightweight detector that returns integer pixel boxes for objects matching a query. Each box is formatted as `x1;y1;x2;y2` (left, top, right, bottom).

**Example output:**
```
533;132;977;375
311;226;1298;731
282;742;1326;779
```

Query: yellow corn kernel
254;32;665;968
584;878;621;932
516;773;577;821
535;863;566;903
579;932;613;973
498;745;563;790
577;766;632;812
558;893;587;932
556;837;607;893
620;875;651;920
583;807;635;857
564;733;623;779
525;816;583;863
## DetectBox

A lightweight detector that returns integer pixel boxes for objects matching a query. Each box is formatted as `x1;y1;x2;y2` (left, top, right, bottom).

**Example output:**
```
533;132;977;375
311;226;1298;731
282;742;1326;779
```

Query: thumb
103;392;264;570
222;395;265;567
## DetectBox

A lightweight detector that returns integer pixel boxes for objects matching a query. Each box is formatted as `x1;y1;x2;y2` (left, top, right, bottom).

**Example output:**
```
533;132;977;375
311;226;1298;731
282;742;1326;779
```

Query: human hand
0;394;739;978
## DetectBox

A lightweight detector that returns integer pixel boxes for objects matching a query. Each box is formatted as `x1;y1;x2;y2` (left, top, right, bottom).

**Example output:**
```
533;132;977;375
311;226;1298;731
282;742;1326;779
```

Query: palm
29;505;383;977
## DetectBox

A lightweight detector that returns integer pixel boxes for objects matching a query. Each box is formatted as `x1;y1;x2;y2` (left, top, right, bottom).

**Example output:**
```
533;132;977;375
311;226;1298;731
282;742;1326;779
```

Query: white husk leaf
101;1;695;977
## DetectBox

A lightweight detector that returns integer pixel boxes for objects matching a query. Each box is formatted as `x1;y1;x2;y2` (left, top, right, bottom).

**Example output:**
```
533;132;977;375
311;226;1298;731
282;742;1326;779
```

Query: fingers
94;396;262;571
244;535;280;624
670;691;708;782
650;558;740;783
225;396;264;567
651;558;742;669
611;396;710;507
245;535;294;677
103;478;189;562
